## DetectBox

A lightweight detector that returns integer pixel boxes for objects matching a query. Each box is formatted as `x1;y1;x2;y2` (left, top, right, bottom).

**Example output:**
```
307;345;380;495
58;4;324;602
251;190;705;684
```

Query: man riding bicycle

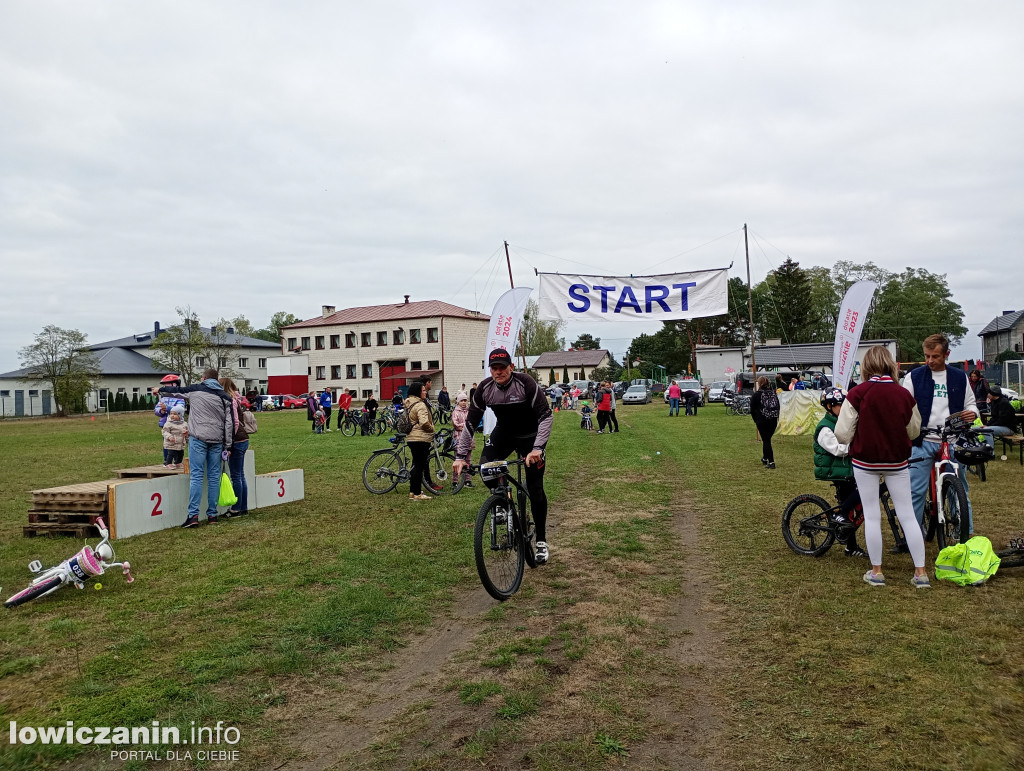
902;333;979;534
452;348;554;564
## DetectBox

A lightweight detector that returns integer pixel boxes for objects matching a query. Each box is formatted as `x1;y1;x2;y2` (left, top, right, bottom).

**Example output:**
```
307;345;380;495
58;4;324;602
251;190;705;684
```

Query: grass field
1;405;1022;770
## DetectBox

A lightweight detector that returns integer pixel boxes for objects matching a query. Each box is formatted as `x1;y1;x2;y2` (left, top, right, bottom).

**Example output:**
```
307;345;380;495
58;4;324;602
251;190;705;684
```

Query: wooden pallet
23;521;95;538
30;479;122;498
27;511;99;525
113;465;186;479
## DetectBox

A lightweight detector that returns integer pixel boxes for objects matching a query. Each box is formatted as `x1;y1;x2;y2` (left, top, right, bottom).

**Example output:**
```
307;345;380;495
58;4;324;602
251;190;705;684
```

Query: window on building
377;331;388;346
330;335;340;349
361;332;371;347
331;365;341;379
218;357;228;368
315;366;325;380
117;387;126;394
133;387;140;395
238;357;249;369
427;327;439;343
393;329;405;345
409;328;421;344
315;336;325;350
361;363;372;379
195;356;206;367
301;337;311;350
345;332;356;348
0;390;9;397
258;358;267;368
411;361;422;370
362;389;373;398
28;389;39;397
287;337;297;350
346;364;356;379
428;360;439;370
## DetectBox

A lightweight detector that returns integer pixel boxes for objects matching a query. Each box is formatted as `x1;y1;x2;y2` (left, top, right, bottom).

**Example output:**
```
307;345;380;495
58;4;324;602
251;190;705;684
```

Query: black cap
488;348;513;368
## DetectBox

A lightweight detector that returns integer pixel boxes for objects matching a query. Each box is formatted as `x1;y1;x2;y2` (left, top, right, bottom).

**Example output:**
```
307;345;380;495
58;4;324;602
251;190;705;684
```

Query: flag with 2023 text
832;280;877;391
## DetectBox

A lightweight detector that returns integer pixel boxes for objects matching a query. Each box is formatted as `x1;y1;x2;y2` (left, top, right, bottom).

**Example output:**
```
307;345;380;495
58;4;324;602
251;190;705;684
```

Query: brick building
281;298;490;400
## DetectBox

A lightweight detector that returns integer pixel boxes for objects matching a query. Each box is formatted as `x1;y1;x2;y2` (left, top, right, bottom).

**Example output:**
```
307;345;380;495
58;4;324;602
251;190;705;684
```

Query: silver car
707;380;732;403
622;384;652;404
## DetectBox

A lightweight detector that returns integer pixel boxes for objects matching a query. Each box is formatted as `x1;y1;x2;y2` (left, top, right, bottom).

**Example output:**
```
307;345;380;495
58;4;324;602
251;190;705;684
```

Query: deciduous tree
518;299;566;356
571;333;601;350
18;326;101;416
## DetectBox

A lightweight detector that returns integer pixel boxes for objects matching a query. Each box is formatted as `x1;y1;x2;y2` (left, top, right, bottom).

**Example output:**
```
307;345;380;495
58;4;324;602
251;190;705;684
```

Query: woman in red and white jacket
835;346;926;588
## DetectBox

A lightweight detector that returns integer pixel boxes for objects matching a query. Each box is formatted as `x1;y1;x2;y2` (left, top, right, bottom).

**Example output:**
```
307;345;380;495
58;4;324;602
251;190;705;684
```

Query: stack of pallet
25;466;183;537
26;480;121;538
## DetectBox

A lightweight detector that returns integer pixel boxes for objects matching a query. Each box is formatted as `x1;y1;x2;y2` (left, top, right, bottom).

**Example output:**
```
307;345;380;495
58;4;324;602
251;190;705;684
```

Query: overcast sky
2;1;1022;373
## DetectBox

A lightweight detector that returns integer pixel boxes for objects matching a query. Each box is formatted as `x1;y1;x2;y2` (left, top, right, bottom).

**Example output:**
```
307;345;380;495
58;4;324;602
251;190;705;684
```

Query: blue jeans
228;440;249;513
669;397;680;415
983;425;1014;449
909;442;973;534
188;437;223;519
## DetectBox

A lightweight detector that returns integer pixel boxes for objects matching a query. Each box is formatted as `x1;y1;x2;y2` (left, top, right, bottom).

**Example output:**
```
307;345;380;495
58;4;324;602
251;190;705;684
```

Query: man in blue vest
901;333;979;534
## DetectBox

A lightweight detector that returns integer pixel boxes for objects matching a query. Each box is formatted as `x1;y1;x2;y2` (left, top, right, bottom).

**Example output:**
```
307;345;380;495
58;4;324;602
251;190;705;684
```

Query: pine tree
130;393;139;410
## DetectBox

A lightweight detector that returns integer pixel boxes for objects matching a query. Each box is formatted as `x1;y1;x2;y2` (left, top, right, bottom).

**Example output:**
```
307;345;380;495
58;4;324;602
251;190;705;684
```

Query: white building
532;349;614;386
0;321;279;416
281;299;490;401
695;339;898;384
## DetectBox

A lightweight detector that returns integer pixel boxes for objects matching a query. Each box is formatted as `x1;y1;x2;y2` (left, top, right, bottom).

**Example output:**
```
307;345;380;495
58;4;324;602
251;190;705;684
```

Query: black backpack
760;389;780;419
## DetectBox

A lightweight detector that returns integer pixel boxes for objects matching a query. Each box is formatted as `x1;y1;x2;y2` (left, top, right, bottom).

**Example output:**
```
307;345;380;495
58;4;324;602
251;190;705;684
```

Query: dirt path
269;461;725;770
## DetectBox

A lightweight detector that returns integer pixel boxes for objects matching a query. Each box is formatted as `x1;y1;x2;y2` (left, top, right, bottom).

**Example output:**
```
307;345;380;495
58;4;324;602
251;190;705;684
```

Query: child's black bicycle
473;457;538;601
782;481;904;557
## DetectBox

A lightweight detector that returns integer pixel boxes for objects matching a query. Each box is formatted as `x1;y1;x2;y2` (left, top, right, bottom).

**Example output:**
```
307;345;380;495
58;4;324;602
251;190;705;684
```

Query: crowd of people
155;368;255;528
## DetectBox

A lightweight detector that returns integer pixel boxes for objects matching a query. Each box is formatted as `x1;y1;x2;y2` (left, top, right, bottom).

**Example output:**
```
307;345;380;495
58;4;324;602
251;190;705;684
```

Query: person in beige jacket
404;381;439;499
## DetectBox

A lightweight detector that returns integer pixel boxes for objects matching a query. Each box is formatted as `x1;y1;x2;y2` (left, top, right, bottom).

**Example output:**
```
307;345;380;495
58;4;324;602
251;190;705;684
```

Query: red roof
284;300;488;329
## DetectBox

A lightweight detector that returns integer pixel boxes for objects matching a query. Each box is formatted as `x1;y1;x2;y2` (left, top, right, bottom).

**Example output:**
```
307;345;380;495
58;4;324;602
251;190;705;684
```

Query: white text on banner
832;280;877;391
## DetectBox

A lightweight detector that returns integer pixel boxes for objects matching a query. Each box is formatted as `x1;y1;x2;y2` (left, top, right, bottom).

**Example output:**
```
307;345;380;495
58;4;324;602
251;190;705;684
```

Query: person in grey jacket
158;368;234;527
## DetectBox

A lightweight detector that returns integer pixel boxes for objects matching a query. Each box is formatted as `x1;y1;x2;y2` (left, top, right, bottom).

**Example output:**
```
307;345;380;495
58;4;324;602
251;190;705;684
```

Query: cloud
1;0;1022;369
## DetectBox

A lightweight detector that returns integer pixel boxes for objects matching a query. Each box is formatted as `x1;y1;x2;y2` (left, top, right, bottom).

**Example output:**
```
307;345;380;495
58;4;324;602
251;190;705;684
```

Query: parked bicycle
431;404;452;425
473;457;539;601
723;389;750;416
914;415;993;549
4;517;134;608
997;537;1024;569
338;408;367;437
361;432;464;495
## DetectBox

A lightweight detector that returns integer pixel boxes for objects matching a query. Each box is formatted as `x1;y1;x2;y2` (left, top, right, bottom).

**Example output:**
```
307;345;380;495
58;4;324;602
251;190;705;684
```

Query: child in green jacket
813;388;867;558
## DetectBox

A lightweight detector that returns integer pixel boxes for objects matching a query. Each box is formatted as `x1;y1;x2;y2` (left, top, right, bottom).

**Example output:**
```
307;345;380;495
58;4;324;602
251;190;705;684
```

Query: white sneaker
535;541;549;564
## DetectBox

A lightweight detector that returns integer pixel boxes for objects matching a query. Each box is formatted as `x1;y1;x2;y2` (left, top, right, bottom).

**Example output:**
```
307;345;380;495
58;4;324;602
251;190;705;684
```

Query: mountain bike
473;457;538;601
915;416;993;549
361;433;464;495
431;404;452;425
723;390;750;416
338;409;365;437
4;517;134;608
782;481;903;556
997;537;1024;569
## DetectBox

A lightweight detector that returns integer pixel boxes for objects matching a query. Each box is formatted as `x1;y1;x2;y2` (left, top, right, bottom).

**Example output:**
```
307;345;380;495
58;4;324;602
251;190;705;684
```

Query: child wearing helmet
579;400;593;430
813;388;867;558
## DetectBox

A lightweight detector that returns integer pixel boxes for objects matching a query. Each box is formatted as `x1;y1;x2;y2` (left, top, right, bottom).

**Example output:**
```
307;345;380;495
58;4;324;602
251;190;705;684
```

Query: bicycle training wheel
362;450;402;494
474;494;525;601
341;419;357;437
781;494;836;556
936;477;969;550
4;576;64;608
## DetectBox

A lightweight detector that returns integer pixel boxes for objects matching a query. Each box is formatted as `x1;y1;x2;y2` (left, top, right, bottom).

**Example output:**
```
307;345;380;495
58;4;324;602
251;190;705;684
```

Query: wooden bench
998;434;1024;465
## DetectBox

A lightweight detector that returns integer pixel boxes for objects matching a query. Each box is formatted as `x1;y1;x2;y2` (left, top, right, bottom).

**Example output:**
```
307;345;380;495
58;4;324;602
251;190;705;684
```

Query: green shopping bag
217;472;238;507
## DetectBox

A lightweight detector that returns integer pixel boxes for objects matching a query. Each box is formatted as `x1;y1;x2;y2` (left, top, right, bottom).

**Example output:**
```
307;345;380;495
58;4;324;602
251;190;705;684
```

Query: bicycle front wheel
4;575;64;608
474;494;524;601
936;476;969;550
363;450;402;494
781;494;836;556
341;419;357;437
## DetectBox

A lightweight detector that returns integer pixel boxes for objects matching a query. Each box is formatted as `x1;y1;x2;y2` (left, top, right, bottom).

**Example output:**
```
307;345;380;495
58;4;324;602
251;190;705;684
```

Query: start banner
537;269;729;322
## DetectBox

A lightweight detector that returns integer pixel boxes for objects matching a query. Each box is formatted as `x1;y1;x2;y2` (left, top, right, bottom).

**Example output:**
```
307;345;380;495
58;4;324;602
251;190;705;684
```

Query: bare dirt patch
260;459;728;770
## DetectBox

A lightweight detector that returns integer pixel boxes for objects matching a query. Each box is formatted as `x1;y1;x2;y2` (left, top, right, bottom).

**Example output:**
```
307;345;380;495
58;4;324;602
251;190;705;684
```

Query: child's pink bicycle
4;517;134;608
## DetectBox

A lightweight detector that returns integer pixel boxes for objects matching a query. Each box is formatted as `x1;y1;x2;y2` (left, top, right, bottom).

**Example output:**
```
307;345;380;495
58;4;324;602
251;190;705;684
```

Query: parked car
612;381;629;398
665;378;705;407
622;384;652;404
257;394;277;410
651;382;666;396
280;394;306;409
707;380;732;403
568;379;596;398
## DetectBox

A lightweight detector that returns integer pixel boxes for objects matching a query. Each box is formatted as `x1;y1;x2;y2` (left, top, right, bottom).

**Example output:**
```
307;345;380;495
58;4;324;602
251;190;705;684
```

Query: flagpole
744;224;756;380
504;240;529;372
